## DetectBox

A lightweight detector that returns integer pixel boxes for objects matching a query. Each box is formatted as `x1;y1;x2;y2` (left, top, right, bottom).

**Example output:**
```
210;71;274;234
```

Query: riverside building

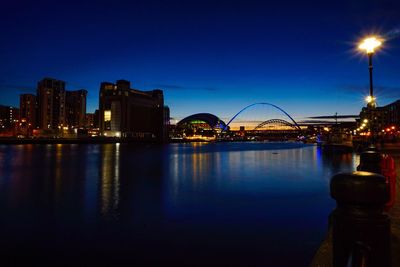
20;94;37;128
37;78;66;130
66;89;87;128
99;80;166;141
0;105;19;131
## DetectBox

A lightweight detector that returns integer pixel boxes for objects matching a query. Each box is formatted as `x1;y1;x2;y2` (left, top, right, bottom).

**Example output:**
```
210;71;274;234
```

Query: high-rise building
19;94;37;128
66;89;87;128
99;80;165;141
37;78;66;129
0;105;19;130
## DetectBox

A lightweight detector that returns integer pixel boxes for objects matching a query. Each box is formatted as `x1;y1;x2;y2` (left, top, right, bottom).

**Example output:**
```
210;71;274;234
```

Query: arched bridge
223;102;301;132
176;103;300;135
253;119;300;131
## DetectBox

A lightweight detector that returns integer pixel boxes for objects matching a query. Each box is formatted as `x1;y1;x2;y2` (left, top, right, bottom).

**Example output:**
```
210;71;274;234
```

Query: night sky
1;0;400;123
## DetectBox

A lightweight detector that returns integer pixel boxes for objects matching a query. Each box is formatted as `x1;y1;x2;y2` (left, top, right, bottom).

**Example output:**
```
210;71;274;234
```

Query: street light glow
358;36;382;54
365;95;375;103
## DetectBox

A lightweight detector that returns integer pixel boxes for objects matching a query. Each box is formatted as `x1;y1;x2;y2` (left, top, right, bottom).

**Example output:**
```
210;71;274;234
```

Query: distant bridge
253;119;300;131
223;103;301;132
176;103;301;134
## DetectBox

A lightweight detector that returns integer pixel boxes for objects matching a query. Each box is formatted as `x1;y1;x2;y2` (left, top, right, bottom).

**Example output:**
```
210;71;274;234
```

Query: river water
0;142;358;266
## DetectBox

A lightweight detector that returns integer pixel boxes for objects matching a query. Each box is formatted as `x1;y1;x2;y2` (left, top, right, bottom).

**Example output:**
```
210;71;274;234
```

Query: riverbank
310;142;400;267
0;137;304;145
0;137;162;144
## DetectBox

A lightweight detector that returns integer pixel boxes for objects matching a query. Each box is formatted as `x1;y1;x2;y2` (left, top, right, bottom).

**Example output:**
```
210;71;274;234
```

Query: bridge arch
253;119;299;131
223;103;301;131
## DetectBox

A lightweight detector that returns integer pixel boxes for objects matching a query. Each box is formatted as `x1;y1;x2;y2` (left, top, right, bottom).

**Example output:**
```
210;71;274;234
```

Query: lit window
104;110;111;122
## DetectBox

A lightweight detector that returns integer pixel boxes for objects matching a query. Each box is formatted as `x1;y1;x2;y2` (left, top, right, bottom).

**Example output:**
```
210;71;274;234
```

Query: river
0;142;358;266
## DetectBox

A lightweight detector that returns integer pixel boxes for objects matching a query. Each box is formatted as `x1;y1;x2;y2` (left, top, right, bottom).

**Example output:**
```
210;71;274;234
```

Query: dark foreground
311;142;400;267
0;142;358;266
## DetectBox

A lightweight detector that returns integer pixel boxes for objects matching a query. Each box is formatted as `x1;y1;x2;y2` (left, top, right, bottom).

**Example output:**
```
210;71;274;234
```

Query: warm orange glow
359;36;382;54
391;126;395;130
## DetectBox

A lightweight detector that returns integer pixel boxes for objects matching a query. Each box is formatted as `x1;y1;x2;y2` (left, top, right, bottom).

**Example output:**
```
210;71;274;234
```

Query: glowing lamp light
363;119;368;123
365;95;376;103
359;36;382;54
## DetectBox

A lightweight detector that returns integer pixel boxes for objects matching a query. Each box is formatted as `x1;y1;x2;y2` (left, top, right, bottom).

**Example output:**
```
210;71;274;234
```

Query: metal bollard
357;149;382;173
330;171;391;267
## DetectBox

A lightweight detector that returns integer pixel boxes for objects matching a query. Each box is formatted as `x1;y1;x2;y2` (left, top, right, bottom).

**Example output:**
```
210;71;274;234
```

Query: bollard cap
360;151;382;163
330;171;389;205
365;145;379;152
359;151;382;173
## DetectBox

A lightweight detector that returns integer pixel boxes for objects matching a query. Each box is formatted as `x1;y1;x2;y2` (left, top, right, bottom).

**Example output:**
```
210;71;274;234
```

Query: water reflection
99;143;120;220
319;147;359;175
0;142;359;266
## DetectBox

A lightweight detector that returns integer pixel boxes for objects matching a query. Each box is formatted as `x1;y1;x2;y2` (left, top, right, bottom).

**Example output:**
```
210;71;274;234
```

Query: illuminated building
0;105;19;130
382;100;400;127
358;100;400;133
66;89;87;128
20;94;37;128
37;78;66;130
99;80;165;141
86;113;95;128
176;113;227;140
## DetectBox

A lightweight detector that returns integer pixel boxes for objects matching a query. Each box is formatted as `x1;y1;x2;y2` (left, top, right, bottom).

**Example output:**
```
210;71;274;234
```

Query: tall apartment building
99;80;165;141
66;89;87;128
0;105;19;130
37;78;66;129
19;94;37;128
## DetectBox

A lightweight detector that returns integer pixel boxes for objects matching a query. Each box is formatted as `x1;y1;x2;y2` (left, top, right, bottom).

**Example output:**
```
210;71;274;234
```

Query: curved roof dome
177;113;227;129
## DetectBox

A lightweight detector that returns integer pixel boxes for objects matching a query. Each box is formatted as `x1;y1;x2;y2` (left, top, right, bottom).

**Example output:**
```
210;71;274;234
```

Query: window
104;110;111;122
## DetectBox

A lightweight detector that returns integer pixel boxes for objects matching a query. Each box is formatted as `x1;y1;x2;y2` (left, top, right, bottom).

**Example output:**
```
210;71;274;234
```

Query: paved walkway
310;143;400;267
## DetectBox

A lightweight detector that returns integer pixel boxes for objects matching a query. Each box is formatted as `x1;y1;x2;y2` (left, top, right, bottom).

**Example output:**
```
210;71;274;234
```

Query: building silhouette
99;80;165;141
0;105;19;131
382;100;400;127
37;78;66;130
359;99;400;131
66;89;87;128
19;94;37;128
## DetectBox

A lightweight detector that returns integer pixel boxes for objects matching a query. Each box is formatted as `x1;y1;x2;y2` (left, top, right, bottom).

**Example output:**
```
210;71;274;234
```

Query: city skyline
1;0;400;122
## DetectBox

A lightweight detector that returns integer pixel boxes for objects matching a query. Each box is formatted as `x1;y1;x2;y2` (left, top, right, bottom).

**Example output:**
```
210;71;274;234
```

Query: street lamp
358;36;383;108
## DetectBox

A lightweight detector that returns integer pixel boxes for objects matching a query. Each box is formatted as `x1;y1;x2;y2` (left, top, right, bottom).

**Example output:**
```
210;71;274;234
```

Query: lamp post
358;36;382;108
358;36;383;142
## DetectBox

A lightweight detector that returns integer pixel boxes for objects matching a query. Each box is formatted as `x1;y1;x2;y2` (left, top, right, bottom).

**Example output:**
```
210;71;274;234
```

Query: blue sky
1;0;400;123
